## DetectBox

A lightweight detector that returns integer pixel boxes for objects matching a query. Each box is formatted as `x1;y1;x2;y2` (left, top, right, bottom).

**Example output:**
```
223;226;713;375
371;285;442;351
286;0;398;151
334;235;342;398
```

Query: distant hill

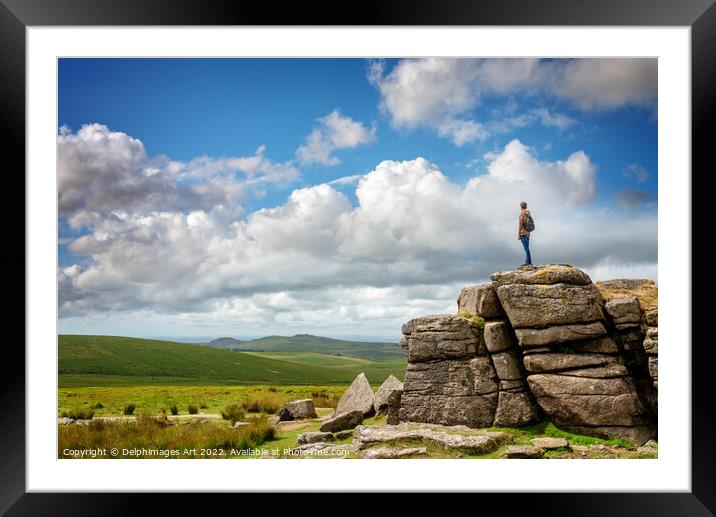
238;334;404;361
206;337;243;349
58;335;405;387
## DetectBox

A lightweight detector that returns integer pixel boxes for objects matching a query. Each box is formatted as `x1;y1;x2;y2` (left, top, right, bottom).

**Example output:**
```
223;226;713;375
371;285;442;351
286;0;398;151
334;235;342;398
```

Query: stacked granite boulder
398;285;541;428
458;285;542;427
491;265;656;445
399;314;501;427
397;263;658;445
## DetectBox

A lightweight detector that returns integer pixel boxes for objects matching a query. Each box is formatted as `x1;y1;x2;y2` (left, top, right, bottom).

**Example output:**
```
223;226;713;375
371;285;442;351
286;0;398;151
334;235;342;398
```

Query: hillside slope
58;335;404;387
239;334;403;361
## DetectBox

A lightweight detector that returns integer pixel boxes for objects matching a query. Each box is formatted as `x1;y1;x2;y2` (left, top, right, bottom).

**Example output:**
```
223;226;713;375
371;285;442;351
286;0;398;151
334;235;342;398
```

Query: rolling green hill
58;335;405;387
237;334;404;361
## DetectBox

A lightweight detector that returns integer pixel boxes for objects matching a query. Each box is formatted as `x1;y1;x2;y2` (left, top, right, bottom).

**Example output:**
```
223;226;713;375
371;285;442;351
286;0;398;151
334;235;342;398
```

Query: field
59;335;405;387
58;384;349;418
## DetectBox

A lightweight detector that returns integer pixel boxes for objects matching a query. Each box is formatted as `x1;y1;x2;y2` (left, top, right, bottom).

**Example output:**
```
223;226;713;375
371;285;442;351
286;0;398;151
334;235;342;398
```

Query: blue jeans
520;235;532;264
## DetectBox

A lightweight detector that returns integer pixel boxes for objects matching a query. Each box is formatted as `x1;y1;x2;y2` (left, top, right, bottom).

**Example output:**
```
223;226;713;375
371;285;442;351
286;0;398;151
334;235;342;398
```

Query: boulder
491;350;523;380
501;445;544;458
401;315;482;362
531;437;569;449
493;390;541;427
354;422;510;452
483;321;513;353
399;392;498;428
496;283;604;328
373;375;404;414
403;357;499;397
385;389;402;425
319;410;364;433
334;430;353;440
334;373;376;418
457;284;505;318
527;374;653;427
610;297;642;318
490;264;593;287
645;308;658;327
296;431;334;445
277;399;318;421
359;447;428;459
523;353;619;374
58;417;75;425
515;322;607;347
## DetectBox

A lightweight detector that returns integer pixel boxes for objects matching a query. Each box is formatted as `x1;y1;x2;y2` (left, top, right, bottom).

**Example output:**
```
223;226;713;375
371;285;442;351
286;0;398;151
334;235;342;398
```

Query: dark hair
520;201;527;209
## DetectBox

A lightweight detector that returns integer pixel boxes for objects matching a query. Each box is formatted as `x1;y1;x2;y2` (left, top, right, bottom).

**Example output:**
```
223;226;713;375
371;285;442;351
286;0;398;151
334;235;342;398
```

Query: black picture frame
3;0;713;513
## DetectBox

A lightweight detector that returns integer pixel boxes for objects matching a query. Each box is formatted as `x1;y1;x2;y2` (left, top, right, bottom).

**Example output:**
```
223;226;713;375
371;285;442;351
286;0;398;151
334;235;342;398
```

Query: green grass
58;385;351;418
59;335;405;387
487;420;635;448
58;413;278;459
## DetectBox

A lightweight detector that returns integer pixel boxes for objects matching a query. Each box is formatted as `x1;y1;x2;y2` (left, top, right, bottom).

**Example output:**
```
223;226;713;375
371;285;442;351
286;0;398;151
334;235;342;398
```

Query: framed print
4;0;715;512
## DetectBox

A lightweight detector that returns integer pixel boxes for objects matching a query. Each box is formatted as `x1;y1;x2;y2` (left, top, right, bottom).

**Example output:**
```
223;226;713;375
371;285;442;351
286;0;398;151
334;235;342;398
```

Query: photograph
56;57;660;461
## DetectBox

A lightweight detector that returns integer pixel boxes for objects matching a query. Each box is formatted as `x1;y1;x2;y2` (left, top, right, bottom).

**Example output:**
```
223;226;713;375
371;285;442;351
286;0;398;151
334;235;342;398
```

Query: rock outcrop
397;264;658;445
373;375;403;415
278;399;318;421
333;373;376;418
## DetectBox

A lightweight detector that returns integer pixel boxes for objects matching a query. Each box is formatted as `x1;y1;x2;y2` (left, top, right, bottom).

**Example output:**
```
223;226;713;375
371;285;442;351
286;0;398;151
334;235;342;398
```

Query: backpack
523;212;535;232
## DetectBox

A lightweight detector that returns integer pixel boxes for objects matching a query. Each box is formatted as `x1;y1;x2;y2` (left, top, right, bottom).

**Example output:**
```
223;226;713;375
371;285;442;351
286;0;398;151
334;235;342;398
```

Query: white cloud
437;118;489;146
328;174;363;186
58;124;298;218
296;109;376;165
550;58;658;111
60;138;656;335
369;58;655;145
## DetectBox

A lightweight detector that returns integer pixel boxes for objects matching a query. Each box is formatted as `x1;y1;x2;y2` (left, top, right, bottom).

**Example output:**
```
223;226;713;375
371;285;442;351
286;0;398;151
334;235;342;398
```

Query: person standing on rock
518;201;534;266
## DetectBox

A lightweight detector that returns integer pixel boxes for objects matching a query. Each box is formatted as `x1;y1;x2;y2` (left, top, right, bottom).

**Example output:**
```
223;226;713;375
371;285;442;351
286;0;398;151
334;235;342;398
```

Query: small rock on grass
233;421;250;428
319;410;364;433
296;431;334;445
501;445;544;459
359;447;427;459
530;437;569;450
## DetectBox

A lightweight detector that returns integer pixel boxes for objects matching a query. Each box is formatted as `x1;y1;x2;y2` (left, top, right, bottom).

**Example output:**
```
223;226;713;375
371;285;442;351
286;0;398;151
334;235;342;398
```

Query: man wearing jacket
518;201;533;266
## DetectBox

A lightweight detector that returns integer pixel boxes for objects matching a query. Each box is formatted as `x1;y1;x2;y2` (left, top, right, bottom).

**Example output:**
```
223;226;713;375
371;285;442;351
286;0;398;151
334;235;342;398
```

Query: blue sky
58;58;657;339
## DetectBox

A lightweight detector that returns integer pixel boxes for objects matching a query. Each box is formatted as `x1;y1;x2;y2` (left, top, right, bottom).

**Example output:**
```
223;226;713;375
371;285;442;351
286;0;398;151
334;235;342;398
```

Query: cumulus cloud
296;109;376;165
60;137;656;335
58;124;298;218
369;58;655;145
550;58;658;111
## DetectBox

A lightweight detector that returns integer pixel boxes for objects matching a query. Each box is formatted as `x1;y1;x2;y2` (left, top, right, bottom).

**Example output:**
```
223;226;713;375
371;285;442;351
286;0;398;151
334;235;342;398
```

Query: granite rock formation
397;264;658;445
